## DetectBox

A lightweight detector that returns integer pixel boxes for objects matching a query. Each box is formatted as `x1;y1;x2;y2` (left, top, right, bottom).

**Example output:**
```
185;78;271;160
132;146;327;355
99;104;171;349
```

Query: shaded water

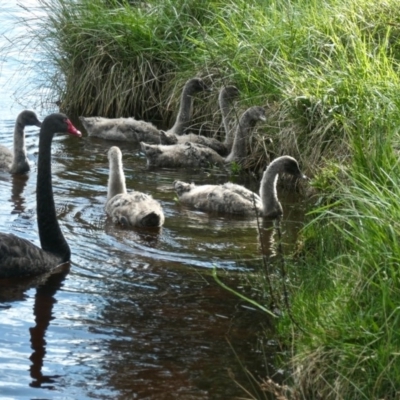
0;2;306;399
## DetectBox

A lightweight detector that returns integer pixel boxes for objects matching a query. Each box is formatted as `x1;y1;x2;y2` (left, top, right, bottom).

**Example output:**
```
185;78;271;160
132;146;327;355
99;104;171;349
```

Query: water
0;2;306;399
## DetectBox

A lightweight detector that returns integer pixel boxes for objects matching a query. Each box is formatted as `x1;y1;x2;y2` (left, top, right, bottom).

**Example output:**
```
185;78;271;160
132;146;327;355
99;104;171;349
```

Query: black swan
0;110;42;174
106;146;165;227
140;106;266;168
0;113;82;279
160;85;240;156
174;156;306;218
79;77;210;143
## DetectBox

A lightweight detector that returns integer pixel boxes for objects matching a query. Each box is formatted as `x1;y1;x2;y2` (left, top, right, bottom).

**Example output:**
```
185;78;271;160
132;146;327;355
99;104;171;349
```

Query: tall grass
275;124;400;398
28;0;216;123
17;0;400;170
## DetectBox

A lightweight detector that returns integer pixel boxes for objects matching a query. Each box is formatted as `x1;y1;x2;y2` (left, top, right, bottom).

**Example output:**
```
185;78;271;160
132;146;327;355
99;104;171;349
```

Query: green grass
15;0;400;397
16;0;400;171
276;127;400;398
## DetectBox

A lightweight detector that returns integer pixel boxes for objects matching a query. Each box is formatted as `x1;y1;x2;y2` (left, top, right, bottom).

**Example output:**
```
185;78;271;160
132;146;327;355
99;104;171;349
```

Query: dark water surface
0;2;306;399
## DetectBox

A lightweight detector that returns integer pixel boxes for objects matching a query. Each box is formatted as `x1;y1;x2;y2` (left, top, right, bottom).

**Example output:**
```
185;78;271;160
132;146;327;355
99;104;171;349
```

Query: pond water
0;2;306;399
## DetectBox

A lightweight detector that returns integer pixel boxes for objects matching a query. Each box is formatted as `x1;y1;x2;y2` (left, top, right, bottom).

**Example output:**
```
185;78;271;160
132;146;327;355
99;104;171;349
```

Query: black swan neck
37;128;70;261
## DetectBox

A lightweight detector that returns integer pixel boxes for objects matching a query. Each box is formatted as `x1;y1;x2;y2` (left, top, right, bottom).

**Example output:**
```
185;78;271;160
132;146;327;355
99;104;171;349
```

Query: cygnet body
159;131;228;156
79;78;210;143
106;146;165;227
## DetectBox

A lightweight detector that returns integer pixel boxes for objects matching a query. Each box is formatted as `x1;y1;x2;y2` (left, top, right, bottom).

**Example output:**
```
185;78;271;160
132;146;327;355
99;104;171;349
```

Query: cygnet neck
10;116;29;173
107;149;127;200
226;109;259;163
259;163;281;217
168;80;199;135
259;156;302;217
220;86;238;149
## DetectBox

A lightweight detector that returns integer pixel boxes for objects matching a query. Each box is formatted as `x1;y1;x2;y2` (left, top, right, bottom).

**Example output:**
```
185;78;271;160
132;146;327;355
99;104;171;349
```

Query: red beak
66;119;82;137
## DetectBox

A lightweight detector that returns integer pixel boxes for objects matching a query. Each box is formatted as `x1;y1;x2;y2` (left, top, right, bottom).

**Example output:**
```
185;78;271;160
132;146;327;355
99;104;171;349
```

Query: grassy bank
21;0;399;171
274;129;400;399
20;0;400;398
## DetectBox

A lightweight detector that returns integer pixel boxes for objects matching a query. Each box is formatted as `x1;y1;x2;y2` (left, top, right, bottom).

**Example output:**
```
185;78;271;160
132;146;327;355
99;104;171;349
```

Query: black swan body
79;77;210;143
174;156;306;218
0;110;42;174
141;106;266;169
0;113;82;279
106;146;165;227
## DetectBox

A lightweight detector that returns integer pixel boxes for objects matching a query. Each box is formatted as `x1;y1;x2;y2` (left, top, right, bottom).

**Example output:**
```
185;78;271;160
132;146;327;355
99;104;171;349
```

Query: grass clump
27;0;216;124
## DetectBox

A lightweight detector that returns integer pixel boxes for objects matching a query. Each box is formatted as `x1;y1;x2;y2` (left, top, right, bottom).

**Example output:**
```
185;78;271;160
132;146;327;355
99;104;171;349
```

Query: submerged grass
13;0;400;397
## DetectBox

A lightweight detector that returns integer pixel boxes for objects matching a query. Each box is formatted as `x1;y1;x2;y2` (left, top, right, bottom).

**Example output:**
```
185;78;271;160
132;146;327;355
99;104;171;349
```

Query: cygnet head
220;85;240;100
173;180;192;196
18;110;42;128
270;155;306;179
160;131;178;145
245;106;267;123
186;77;212;93
108;146;122;164
140;142;161;156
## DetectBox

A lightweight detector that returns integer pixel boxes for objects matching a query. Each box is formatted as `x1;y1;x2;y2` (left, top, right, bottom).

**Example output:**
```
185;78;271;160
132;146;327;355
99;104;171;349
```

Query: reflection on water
10;173;28;213
0;1;306;399
29;269;69;389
